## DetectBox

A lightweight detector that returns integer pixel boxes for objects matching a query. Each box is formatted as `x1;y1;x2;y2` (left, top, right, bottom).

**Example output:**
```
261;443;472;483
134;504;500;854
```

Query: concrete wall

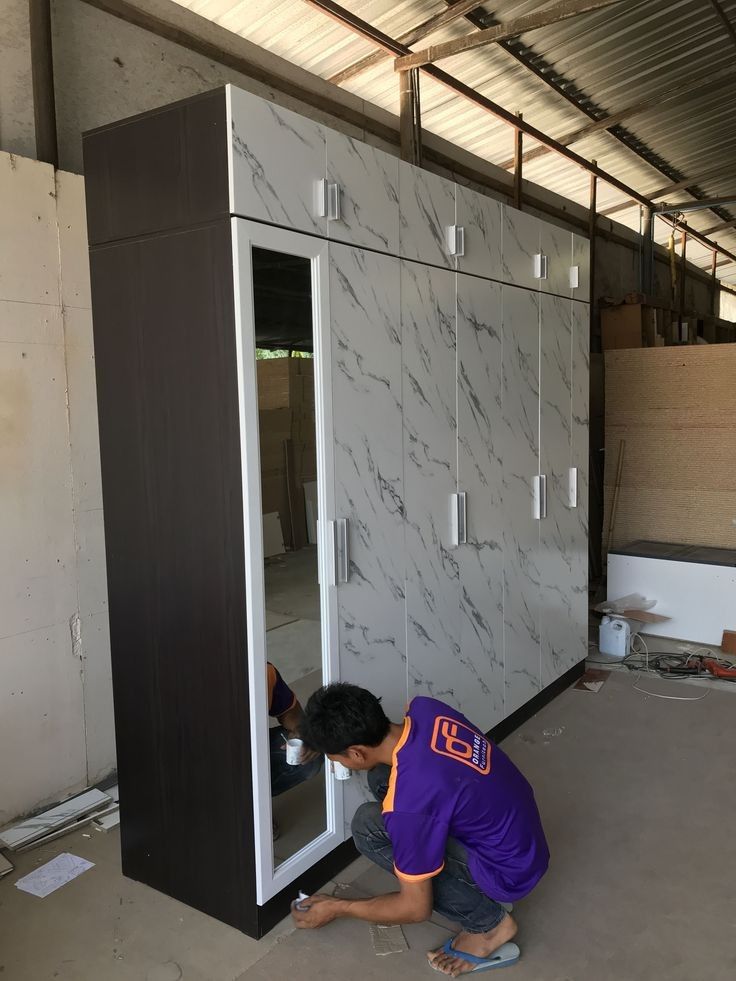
0;151;114;823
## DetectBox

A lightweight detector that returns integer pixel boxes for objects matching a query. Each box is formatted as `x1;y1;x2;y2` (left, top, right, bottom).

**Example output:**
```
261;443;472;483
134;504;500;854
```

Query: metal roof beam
300;0;736;265
654;197;736;215
701;219;736;235
601;166;736;216
710;0;736;52
498;68;735;171
393;0;630;72
328;0;484;86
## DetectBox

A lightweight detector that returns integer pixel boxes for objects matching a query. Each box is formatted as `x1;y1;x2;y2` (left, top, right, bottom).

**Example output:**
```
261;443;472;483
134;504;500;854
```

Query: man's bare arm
292;878;432;929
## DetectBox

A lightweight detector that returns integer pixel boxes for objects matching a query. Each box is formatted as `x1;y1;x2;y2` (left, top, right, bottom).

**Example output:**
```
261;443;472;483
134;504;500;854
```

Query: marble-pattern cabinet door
402;262;461;707
329;243;406;830
569;299;590;671
455;185;503;281
571;234;591;302
538;294;577;689
502;206;541;291
227;86;327;236
541;223;573;298
399;162;456;269
500;285;542;715
326;132;399;254
457;274;505;730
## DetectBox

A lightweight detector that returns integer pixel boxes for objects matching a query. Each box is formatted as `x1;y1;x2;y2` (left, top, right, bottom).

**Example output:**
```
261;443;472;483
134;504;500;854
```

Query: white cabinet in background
569;299;590;668
228;87;327;237
501;285;543;715
541;222;573;297
326;132;399;254
402;261;461;701
539;293;576;689
502;206;541;291
456;273;505;731
399;162;456;268
455;185;503;281
571;233;591;301
329;243;407;717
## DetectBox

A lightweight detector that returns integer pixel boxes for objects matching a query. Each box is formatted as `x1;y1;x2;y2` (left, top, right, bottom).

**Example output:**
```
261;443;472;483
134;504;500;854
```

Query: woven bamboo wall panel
604;345;736;552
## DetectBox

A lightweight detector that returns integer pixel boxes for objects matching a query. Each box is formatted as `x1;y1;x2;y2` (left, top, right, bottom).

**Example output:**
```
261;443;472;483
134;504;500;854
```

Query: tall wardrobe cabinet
84;85;589;938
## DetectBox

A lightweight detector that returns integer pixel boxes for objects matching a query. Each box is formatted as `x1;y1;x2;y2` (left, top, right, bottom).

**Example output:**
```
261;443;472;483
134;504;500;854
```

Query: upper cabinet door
456;186;503;281
326;133;399;254
571;233;591;302
540;222;573;297
502;206;541;290
227;87;327;236
399;162;456;268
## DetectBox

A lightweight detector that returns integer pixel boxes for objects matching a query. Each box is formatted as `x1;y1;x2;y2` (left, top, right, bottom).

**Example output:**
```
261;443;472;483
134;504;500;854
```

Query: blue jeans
351;764;507;933
270;726;323;797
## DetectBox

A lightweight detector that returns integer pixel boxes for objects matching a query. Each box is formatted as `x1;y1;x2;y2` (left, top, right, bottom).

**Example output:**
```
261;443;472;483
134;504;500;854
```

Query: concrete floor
3;668;736;980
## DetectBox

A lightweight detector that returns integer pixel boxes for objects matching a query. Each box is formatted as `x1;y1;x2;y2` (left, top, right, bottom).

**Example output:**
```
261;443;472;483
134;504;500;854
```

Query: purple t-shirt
382;696;549;902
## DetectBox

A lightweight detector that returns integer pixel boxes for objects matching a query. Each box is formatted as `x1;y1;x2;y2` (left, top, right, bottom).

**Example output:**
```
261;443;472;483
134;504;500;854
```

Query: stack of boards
0;785;120;857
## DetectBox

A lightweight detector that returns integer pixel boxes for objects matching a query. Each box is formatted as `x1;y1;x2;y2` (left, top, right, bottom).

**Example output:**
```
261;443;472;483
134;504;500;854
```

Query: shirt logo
430;716;491;774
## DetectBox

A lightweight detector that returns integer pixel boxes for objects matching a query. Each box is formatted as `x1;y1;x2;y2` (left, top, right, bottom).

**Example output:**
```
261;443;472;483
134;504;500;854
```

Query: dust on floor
2;670;735;981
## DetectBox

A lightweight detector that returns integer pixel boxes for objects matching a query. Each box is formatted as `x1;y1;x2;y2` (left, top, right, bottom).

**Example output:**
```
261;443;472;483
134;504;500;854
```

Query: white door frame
231;218;343;905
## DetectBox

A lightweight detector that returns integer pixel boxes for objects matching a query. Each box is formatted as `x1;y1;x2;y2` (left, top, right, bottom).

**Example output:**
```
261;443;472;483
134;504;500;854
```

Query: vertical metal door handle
450;492;467;546
569;264;580;289
532;475;548;520
569;467;578;508
446;225;465;257
533;253;549;280
335;517;349;583
540;473;547;518
315;178;328;218
327;182;341;221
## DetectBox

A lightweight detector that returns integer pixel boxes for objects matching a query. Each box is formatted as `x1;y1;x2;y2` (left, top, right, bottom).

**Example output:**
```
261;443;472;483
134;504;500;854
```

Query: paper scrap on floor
370;923;408;956
14;853;94;898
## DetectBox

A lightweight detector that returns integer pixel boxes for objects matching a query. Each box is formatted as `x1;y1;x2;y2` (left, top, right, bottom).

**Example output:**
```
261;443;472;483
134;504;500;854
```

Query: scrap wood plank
0;789;111;851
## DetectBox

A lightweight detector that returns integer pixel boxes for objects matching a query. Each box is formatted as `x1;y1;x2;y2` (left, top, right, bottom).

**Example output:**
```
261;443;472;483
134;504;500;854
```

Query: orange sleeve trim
395;862;445;883
382;716;411;814
266;663;277;707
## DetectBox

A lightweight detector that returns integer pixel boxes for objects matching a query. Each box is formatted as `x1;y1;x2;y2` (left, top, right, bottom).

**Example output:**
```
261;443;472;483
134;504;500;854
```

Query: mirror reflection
252;247;327;866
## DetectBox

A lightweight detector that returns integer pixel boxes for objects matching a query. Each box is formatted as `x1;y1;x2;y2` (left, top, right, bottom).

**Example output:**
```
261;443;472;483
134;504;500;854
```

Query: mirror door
232;219;342;904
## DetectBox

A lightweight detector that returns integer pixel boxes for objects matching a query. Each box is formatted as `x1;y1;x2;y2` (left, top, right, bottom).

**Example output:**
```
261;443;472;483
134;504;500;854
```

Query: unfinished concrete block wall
0;150;114;823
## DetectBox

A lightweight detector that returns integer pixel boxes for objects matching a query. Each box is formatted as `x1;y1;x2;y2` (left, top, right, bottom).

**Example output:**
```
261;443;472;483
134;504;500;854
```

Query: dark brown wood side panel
89;219;258;934
83;88;229;246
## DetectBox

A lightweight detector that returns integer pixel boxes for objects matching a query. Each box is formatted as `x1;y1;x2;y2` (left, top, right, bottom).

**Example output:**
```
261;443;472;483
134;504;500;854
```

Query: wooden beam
29;0;58;167
513;112;523;210
498;68;735;171
299;1;736;267
329;0;484;85
399;69;422;165
589;164;598;306
711;249;719;315
393;0;629;71
679;230;688;326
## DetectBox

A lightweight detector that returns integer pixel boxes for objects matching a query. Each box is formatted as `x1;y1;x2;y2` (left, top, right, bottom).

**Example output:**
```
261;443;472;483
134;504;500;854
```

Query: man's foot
427;915;518;977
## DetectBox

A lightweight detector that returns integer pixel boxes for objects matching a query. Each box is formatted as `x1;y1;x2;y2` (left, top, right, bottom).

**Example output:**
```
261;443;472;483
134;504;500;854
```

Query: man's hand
292;894;343;929
298;744;321;765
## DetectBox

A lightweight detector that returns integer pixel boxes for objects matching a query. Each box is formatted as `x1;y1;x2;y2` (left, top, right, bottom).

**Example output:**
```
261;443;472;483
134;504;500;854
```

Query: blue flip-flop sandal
429;938;521;973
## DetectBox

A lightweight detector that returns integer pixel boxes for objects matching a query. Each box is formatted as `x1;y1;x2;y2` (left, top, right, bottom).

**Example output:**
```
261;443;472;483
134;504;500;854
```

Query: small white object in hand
294;890;310;911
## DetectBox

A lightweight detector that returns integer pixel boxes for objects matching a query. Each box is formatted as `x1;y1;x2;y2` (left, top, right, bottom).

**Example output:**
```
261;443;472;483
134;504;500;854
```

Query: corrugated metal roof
175;0;736;286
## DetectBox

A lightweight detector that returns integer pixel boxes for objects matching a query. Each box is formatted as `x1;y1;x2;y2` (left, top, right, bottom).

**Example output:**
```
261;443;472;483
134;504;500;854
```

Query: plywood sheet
604;345;736;554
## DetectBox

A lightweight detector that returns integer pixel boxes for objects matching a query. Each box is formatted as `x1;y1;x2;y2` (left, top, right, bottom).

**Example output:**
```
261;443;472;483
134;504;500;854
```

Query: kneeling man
294;684;549;976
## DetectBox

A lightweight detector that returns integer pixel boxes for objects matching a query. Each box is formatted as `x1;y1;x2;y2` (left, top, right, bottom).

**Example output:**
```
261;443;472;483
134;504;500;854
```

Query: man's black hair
300;683;391;755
